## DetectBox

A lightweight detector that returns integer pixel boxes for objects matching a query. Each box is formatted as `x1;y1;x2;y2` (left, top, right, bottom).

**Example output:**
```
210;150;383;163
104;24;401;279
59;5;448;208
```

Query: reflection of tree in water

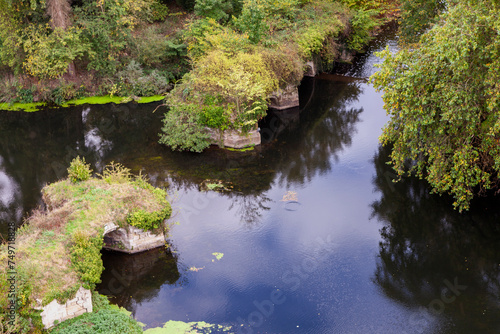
0;109;85;234
227;192;272;226
371;145;500;334
0;76;364;231
271;78;363;187
97;247;182;316
0;103;164;235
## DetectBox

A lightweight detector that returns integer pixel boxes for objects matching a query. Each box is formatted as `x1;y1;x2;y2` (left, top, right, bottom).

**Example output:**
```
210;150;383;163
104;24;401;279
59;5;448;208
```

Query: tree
370;0;500;211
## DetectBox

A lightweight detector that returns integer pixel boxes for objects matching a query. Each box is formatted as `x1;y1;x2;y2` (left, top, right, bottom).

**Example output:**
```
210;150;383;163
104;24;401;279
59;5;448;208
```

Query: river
1;24;499;333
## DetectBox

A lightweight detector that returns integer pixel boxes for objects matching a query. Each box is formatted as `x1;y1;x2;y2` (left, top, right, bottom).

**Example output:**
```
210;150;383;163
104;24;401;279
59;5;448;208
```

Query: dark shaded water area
1;25;500;333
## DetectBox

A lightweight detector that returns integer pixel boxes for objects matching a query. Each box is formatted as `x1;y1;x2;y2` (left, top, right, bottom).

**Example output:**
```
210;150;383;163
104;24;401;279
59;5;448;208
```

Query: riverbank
0;0;399;112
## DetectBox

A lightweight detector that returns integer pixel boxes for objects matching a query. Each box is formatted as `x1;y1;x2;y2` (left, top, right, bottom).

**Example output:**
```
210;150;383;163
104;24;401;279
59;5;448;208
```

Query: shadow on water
371;145;500;334
1;21;500;333
0;75;364;235
97;247;182;316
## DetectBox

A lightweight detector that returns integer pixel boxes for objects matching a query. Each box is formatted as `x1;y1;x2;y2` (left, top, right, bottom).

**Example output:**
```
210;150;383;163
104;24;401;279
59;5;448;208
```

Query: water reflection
97;247;182;316
0;103;165;235
371;145;500;333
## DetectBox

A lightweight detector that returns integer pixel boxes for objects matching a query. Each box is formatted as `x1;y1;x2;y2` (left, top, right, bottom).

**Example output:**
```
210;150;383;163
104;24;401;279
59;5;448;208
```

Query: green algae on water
0;95;165;112
143;320;233;334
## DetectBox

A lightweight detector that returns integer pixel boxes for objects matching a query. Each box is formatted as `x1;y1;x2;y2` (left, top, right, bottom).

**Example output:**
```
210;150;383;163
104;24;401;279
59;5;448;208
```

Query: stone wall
103;223;166;254
269;85;300;110
36;286;92;329
304;60;317;77
208;128;261;149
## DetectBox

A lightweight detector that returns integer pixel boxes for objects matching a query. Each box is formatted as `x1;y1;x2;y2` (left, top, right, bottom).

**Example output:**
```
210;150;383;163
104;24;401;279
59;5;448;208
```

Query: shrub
100;161;131;184
127;206;171;231
347;8;381;51
51;305;143;334
127;177;172;231
159;101;212;152
117;61;172;96
234;1;267;43
259;46;303;88
190;50;276;130
22;26;88;79
16;87;34;103
130;26;187;68
297;19;343;58
194;0;233;22
69;231;104;288
67;156;92;183
198;95;231;130
148;0;170;22
184;18;251;60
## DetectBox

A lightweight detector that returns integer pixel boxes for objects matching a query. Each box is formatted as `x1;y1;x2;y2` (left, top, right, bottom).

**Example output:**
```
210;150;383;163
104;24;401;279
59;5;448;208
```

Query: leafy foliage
398;0;446;44
190;50;277;130
51;305;143;334
117;60;171;96
184;18;252;60
159;101;212;152
67;156;92;183
347;8;381;51
69;231;104;288
194;0;233;22
127;178;172;231
370;0;500;211
234;0;268;43
22;25;88;79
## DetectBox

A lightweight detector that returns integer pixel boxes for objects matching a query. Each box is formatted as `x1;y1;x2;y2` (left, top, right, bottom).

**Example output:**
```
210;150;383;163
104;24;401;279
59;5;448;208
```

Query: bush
234;0;268;43
117;61;172;96
67;156;92;183
184;18;252;60
69;231;104;288
127;206;171;231
16;87;34;103
100;161;132;184
159;101;212;152
260;46;303;88
347;8;381;51
190;50;276;130
130;26;187;68
198;95;231;130
22;26;88;79
194;0;233;22
51;305;143;334
297;19;343;58
148;0;170;22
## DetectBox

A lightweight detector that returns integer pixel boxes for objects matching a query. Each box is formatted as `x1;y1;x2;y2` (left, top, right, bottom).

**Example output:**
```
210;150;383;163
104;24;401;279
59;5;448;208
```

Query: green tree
371;0;500;211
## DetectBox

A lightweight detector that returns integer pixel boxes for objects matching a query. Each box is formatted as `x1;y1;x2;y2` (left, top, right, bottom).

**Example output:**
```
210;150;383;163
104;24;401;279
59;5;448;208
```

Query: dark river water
1;25;500;333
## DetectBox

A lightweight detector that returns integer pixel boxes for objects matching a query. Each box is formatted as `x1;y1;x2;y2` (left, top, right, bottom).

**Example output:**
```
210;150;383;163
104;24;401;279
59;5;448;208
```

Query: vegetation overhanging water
0;23;499;333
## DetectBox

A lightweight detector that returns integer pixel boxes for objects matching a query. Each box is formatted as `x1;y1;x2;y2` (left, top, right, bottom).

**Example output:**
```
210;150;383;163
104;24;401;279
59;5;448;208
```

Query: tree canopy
371;0;500;211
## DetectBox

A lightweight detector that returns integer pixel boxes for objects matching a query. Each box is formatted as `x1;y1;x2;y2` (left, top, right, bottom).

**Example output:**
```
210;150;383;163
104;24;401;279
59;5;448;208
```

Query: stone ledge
269;85;300;110
103;223;166;254
208;128;261;149
35;286;92;329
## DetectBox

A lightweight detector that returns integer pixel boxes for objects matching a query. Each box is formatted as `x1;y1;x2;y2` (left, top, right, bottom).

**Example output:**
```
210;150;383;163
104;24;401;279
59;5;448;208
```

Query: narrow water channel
1;25;499;333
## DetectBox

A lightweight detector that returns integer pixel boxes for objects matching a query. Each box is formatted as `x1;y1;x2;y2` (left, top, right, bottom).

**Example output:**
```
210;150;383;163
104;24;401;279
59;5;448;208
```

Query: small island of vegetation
0;157;172;333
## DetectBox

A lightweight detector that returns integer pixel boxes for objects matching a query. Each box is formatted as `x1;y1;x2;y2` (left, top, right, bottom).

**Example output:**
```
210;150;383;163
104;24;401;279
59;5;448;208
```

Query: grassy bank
0;158;171;333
